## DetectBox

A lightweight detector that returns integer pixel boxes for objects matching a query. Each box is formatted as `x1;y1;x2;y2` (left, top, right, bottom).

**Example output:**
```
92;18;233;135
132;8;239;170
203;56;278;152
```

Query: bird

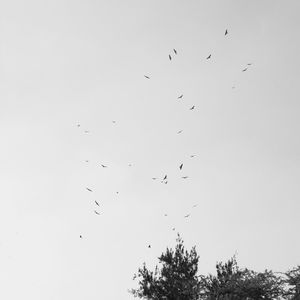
80;235;82;239
164;214;168;217
169;54;172;60
84;130;89;133
144;75;150;79
225;29;228;35
184;214;190;218
177;130;183;134
178;94;183;99
242;68;248;72
179;163;183;170
190;155;195;158
148;245;151;248
128;164;132;167
164;181;168;184
247;63;252;66
112;120;116;124
85;160;89;163
182;176;189;179
77;124;80;127
172;228;175;231
190;106;195;110
86;187;93;192
163;175;167;180
101;164;107;168
94;210;100;215
95;200;100;206
173;49;177;55
192;204;198;208
152;177;157;180
206;54;211;59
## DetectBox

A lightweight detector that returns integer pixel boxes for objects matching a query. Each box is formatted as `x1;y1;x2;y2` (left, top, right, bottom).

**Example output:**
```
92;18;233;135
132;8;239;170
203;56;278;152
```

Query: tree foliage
131;237;298;300
131;235;200;300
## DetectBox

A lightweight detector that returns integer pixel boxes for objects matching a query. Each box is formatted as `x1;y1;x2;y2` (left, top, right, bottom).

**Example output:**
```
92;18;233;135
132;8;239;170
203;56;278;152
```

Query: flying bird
80;235;82;239
172;228;175;231
163;175;167;180
152;177;157;180
184;214;190;218
173;49;177;55
112;120;116;124
84;130;89;133
225;29;228;35
77;124;80;127
247;63;252;66
182;176;189;179
101;164;107;168
169;54;172;60
192;204;198;208
178;94;183;99
86;187;93;192
190;106;195;110
242;68;248;72
206;54;211;59
95;200;100;206
164;214;168;217
177;130;183;134
179;164;183;170
190;155;195;158
144;75;150;79
94;210;100;215
148;245;151;248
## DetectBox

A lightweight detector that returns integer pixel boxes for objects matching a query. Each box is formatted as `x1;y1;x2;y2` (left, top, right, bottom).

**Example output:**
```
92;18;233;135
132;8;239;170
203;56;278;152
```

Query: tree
199;257;284;300
284;266;300;299
130;235;200;300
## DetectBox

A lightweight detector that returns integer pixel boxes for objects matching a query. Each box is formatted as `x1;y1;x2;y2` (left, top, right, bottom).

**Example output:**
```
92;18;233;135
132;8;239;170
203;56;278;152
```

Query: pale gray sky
0;0;300;299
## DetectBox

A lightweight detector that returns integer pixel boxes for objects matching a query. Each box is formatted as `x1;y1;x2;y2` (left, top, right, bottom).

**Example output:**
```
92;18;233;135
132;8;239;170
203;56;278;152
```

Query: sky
0;0;300;299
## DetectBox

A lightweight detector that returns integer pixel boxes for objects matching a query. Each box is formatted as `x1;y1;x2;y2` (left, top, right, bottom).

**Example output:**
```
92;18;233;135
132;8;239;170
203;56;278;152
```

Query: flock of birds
77;28;253;247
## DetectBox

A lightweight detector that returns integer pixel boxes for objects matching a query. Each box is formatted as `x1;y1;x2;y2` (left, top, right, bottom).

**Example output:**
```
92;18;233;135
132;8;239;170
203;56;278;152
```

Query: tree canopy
131;236;299;300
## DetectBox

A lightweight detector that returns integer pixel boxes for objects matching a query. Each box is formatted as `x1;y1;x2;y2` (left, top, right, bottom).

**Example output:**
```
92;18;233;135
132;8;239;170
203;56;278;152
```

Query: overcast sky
0;0;300;299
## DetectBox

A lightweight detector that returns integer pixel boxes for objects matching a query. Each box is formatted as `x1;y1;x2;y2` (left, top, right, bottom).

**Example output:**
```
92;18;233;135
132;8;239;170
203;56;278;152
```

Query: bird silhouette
190;106;195;110
169;55;172;60
184;214;190;218
163;175;167;180
177;130;183;134
179;164;183;170
190;155;195;158
192;204;198;208
144;75;150;79
101;164;107;168
206;54;211;59
77;124;80;127
182;176;189;179
152;177;157;180
84;130;89;133
178;94;183;99
95;200;100;206
86;187;93;192
148;245;151;248
94;210;100;215
80;235;82;239
242;68;248;72
225;29;228;35
173;49;177;55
